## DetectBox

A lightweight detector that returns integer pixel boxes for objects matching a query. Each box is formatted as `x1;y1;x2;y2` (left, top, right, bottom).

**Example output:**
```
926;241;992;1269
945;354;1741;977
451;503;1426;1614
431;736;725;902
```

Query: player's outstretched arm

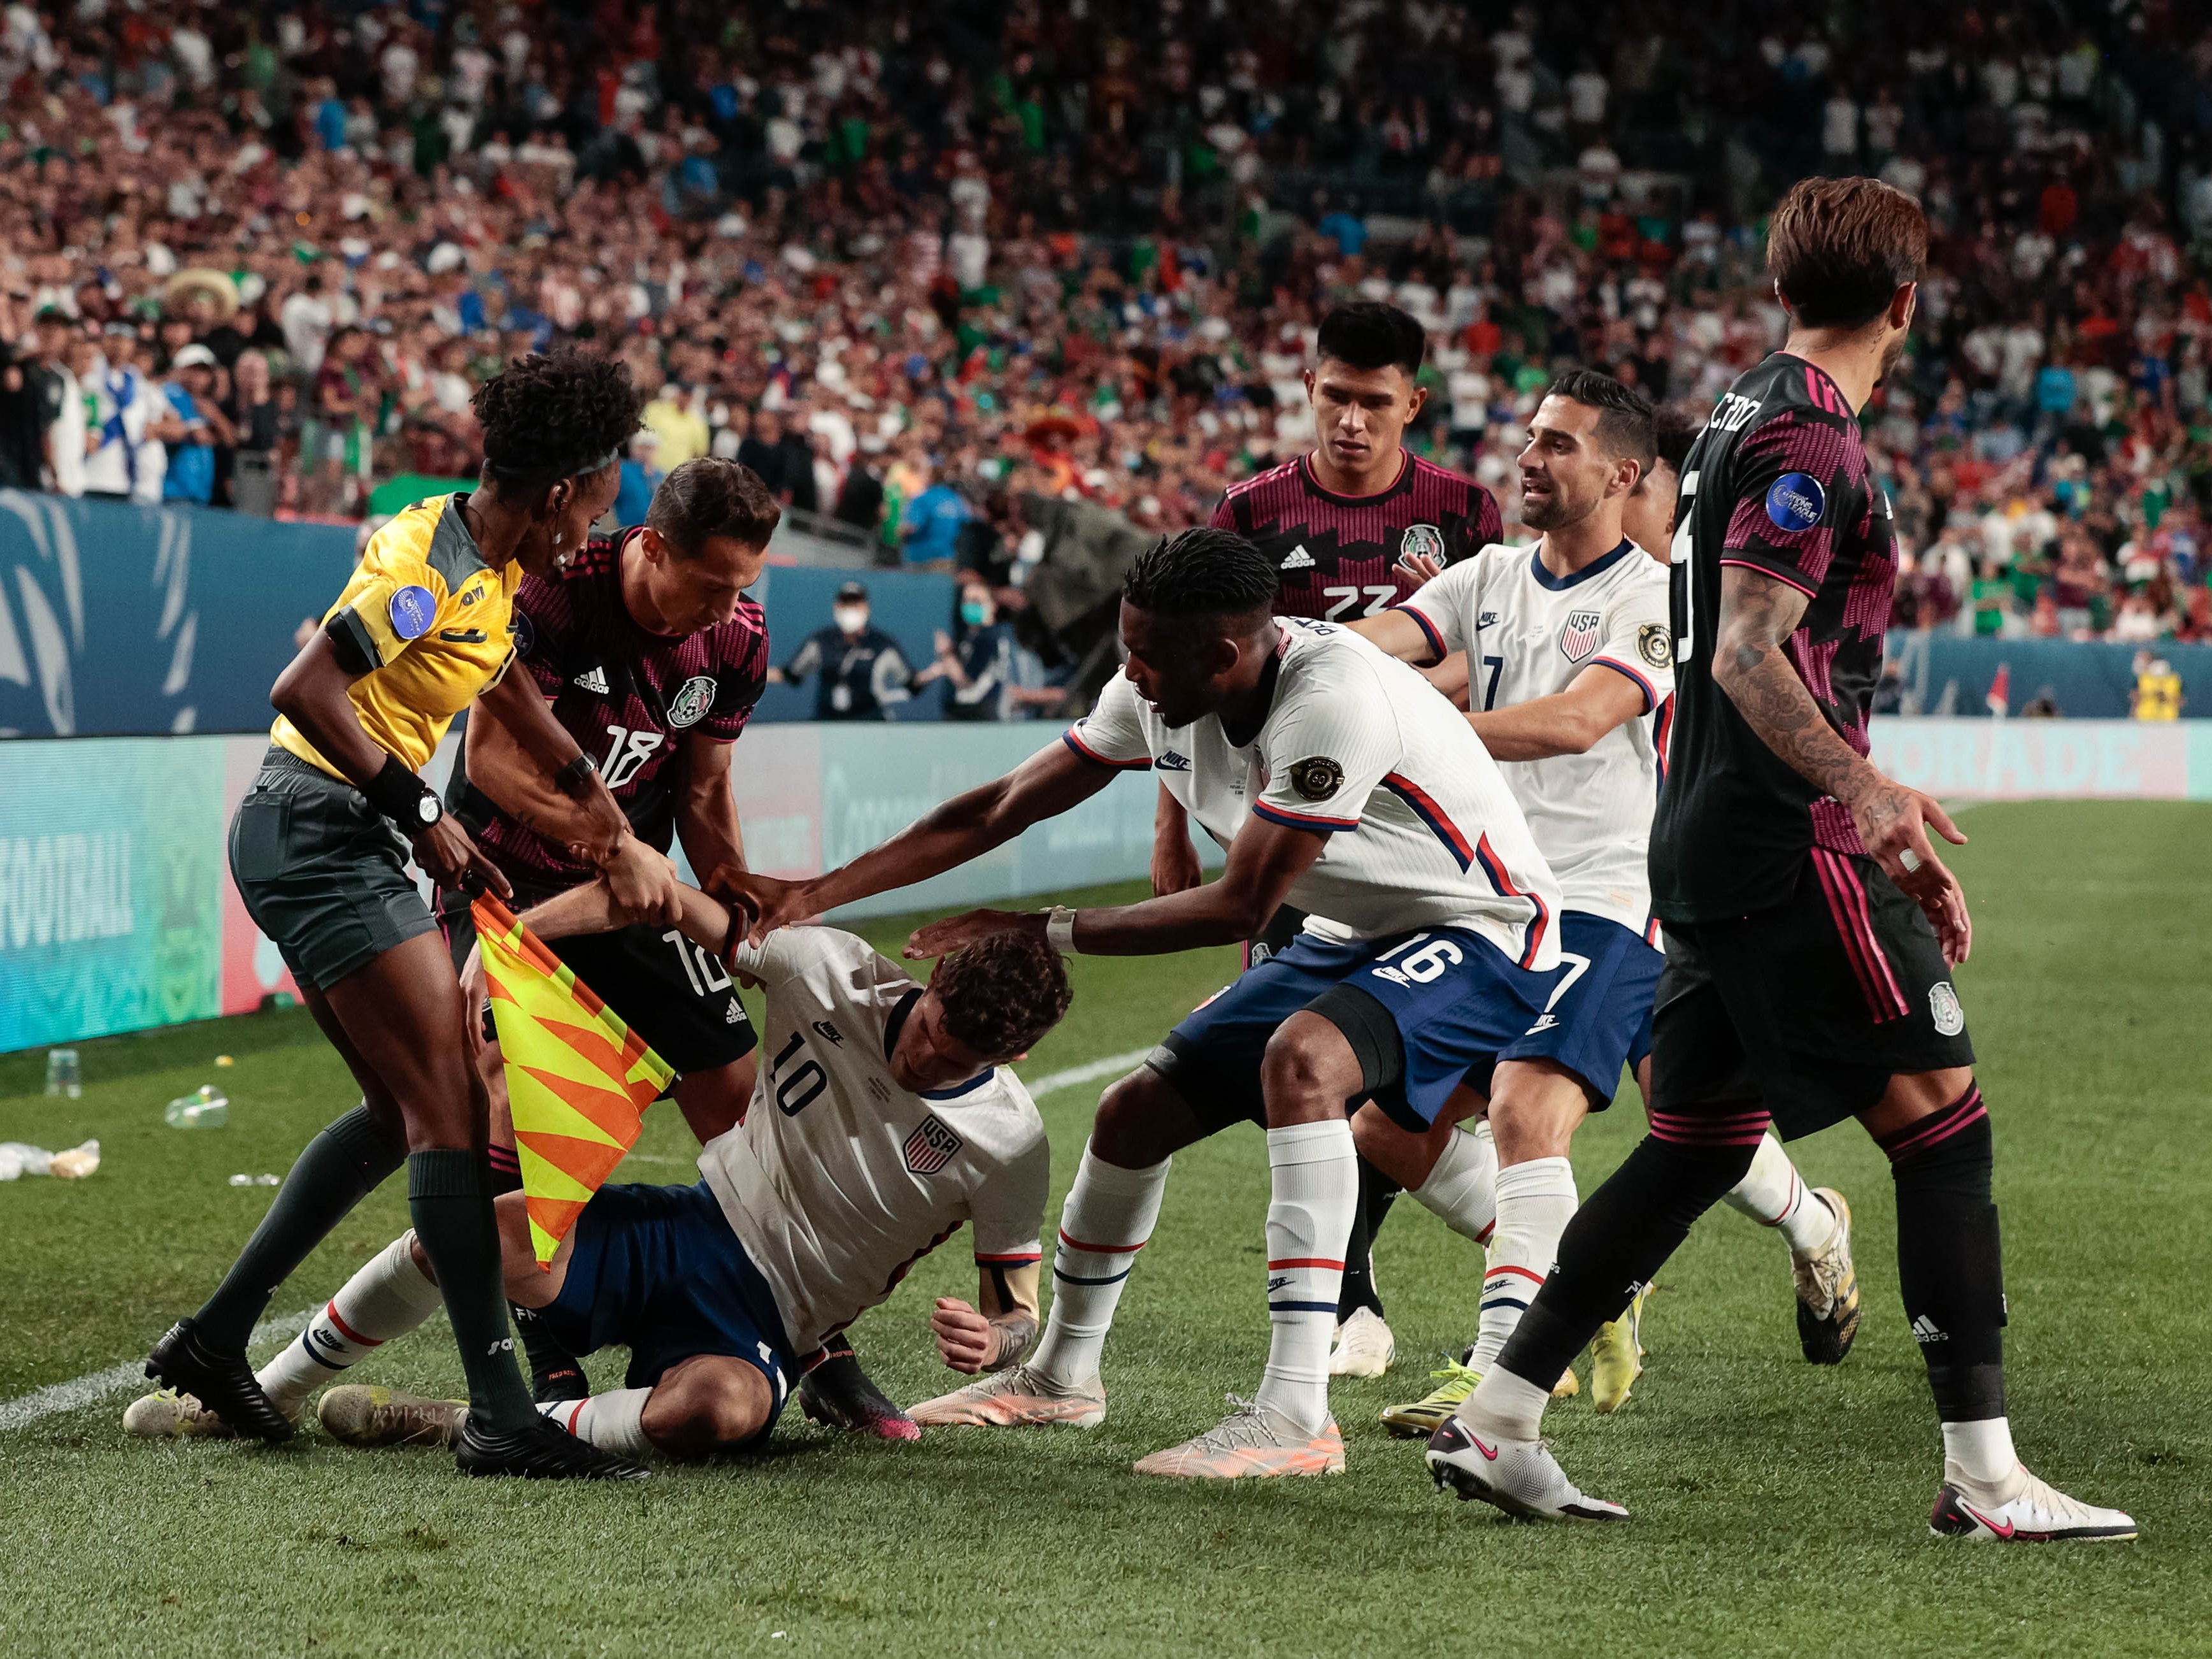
1469;664;1648;761
476;664;629;851
727;738;1118;943
1346;607;1438;663
520;875;733;958
1713;564;1971;962
905;814;1327;959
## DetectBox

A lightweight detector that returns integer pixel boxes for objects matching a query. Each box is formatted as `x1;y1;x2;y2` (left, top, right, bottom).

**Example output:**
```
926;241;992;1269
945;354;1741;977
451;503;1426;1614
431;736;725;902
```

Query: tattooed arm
1712;564;1971;963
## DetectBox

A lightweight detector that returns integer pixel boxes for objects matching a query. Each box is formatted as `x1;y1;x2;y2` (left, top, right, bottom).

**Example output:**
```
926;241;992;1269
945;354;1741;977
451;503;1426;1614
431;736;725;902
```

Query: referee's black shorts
439;880;759;1080
1649;849;1974;1139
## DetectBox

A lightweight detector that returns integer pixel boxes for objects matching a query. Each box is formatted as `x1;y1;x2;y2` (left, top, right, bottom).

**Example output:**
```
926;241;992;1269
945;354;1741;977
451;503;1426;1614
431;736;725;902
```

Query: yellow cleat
124;1388;244;1439
1551;1367;1582;1400
317;1384;467;1448
1590;1289;1646;1414
1380;1358;1480;1440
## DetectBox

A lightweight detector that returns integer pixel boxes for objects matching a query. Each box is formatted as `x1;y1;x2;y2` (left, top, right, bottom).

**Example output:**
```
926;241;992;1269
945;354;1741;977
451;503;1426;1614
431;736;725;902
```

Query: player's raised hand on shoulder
600;835;683;926
929;1297;997;1374
904;908;1033;959
1397;549;1445;584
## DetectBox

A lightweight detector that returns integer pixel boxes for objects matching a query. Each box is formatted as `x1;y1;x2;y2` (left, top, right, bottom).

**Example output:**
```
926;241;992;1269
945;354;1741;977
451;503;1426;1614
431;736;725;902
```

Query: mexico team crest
1559;609;1602;663
667;675;717;728
1400;523;1446;563
903;1114;963;1175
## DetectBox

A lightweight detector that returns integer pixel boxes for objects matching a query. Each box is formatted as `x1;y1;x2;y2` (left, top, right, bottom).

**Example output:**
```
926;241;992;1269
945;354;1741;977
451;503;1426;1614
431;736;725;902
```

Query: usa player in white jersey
236;877;1067;1469
1345;375;1857;1434
729;529;1564;1479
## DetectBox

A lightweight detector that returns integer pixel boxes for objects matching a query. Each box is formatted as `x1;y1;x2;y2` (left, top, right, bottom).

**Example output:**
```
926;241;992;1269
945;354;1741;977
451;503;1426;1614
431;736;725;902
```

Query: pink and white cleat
908;1363;1106;1428
1132;1397;1345;1479
1425;1417;1629;1521
1929;1464;2136;1542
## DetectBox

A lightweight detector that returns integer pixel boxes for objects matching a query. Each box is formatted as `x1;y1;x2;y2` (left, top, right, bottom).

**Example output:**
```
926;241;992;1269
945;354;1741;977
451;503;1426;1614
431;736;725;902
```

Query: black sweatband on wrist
360;754;436;825
722;902;743;961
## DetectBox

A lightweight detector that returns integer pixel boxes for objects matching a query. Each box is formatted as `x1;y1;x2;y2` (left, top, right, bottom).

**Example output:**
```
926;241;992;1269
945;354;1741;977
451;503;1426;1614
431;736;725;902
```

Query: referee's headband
482;446;624;489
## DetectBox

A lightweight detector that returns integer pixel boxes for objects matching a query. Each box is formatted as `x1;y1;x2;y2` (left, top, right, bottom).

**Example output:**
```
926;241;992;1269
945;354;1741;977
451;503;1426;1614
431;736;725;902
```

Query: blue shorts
542;1181;795;1433
1467;912;1663;1108
1155;926;1551;1133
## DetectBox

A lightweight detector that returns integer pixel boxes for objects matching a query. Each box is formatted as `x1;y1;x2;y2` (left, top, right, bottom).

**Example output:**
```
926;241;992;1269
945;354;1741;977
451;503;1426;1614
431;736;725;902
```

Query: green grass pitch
1;800;2207;1658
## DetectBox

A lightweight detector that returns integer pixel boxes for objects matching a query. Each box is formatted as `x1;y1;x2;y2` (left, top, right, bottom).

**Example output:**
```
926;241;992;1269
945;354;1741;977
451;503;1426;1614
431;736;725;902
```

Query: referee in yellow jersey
148;352;669;1480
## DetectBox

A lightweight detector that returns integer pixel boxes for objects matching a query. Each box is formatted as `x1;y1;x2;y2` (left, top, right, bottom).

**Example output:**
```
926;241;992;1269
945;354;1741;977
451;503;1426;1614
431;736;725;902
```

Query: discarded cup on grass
44;1049;81;1098
165;1086;229;1128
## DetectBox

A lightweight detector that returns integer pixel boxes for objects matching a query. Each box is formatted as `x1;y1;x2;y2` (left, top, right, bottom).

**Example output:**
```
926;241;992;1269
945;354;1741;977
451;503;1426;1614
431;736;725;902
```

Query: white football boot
124;1388;251;1439
1929;1463;2137;1542
1425;1416;1629;1521
908;1363;1106;1428
1327;1307;1397;1377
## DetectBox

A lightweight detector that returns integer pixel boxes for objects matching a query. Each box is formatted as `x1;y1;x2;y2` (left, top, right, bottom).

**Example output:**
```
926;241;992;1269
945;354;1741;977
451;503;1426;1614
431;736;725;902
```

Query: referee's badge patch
667;675;717;728
1766;471;1826;533
1559;609;1601;663
903;1114;963;1175
1637;622;1673;669
388;585;436;640
1929;981;1966;1036
1288;756;1345;801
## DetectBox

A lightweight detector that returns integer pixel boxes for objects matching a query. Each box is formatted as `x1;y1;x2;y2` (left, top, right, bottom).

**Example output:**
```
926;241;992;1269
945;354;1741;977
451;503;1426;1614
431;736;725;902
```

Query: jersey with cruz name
1652;351;1897;923
1065;618;1560;966
457;528;770;886
697;928;1048;1356
272;492;521;777
1210;452;1501;622
1401;540;1674;934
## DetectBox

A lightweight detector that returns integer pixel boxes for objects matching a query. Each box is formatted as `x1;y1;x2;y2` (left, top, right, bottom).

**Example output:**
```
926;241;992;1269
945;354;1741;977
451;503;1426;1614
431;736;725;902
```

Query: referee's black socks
192;1103;404;1353
407;1148;540;1433
1335;1158;1402;1322
1879;1083;2007;1422
1497;1114;1762;1389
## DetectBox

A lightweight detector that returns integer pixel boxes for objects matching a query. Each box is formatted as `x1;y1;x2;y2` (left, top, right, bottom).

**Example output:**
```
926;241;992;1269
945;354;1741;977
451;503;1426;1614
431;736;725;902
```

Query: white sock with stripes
1253;1119;1357;1436
1029;1144;1171;1387
540;1386;654;1457
255;1230;445;1411
1409;1120;1499;1245
1720;1131;1837;1255
1469;1156;1577;1375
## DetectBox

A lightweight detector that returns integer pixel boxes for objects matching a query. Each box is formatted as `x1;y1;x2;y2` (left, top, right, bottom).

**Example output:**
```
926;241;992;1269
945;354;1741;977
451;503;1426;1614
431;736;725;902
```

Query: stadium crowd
1;1;2210;643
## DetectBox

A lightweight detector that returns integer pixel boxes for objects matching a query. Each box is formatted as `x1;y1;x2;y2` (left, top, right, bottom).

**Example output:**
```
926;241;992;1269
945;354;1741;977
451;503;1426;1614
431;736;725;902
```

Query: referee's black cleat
455;1414;650;1480
511;1302;589;1404
799;1339;919;1440
145;1318;294;1442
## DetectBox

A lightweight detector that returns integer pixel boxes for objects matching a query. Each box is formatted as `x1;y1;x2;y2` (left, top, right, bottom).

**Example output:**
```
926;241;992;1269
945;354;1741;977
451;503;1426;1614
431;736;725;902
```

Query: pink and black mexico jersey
1650;352;1896;923
463;529;769;888
1209;452;1501;623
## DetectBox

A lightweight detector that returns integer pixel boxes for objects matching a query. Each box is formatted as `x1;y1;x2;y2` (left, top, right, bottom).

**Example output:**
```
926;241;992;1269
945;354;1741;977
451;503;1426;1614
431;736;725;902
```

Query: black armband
360;754;443;830
325;607;380;675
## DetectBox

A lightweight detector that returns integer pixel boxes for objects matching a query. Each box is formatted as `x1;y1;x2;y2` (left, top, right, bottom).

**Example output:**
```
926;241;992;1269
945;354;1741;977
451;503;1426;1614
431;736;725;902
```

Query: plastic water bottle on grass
165;1085;229;1128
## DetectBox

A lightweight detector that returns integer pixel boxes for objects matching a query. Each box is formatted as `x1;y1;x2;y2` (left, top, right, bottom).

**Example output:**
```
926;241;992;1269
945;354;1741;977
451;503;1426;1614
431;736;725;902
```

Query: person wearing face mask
767;580;916;721
915;580;1017;722
143;352;649;1482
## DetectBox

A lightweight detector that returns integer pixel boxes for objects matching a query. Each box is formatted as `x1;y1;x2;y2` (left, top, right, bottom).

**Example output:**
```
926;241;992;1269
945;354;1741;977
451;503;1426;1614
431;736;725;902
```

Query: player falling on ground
145;351;655;1480
1346;373;1857;1437
1427;176;2134;1540
127;459;906;1444
729;528;1563;1479
1158;301;1504;1379
215;880;1065;1467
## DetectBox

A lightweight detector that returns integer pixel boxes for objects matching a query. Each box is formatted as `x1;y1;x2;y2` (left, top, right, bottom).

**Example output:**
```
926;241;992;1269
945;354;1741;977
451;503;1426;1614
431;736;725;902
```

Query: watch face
417;796;441;825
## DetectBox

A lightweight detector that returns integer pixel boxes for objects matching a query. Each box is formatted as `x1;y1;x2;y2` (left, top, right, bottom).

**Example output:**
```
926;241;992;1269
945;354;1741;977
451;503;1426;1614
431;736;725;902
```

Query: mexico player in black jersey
1155;303;1504;1379
1431;178;2133;1540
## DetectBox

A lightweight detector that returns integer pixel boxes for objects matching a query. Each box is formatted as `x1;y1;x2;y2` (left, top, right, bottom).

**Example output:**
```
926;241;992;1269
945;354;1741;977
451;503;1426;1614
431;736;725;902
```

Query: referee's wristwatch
1043;905;1078;954
555;750;600;800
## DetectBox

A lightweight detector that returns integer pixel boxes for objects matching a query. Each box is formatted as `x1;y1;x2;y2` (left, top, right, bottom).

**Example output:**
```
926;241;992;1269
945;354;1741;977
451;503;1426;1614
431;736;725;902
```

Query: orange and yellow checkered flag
473;895;674;1267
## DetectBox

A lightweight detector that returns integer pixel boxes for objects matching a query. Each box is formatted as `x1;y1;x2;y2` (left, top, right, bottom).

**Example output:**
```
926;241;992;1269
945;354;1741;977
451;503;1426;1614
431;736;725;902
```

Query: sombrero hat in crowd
162;268;241;321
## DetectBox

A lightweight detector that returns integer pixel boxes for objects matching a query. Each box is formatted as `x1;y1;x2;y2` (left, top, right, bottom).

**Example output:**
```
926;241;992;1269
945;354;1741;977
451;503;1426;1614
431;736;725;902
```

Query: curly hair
470;349;643;492
1121;526;1279;620
931;930;1074;1061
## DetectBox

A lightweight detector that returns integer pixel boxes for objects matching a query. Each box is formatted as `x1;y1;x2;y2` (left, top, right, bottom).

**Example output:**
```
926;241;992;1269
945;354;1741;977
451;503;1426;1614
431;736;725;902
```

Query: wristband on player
1043;905;1078;954
360;754;443;831
554;751;599;800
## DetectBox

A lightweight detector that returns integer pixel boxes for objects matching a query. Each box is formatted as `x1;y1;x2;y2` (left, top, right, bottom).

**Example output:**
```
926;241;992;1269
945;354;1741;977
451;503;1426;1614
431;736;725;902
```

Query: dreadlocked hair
471;349;643;491
932;931;1073;1061
1121;526;1280;620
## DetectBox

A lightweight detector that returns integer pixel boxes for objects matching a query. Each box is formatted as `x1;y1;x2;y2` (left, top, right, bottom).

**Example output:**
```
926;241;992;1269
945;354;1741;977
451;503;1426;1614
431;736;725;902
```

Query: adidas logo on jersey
1279;545;1315;571
1157;750;1192;771
724;1000;743;1024
1911;1314;1948;1344
574;666;611;694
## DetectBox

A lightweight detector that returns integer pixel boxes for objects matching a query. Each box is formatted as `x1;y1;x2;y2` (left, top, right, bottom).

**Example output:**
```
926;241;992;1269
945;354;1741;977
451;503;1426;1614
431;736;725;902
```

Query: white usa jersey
1066;618;1560;968
697;928;1048;1355
1401;540;1674;933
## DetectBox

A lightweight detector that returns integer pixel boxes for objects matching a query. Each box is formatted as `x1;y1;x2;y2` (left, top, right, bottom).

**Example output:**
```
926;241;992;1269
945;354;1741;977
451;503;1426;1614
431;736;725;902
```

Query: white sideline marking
1019;1047;1150;1098
0;1307;315;1433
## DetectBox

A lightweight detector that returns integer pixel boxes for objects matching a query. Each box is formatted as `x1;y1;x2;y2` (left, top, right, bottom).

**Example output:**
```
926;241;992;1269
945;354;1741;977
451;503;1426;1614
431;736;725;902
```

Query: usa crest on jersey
1559;608;1602;662
903;1114;962;1174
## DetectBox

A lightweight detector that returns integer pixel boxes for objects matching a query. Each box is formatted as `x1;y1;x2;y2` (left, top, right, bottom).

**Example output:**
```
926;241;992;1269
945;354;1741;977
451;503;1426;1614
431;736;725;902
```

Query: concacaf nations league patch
388;584;437;640
1765;472;1825;533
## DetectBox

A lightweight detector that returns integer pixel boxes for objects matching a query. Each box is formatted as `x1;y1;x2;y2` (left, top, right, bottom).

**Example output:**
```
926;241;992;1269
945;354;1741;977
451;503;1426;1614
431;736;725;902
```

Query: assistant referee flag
471;895;675;1267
